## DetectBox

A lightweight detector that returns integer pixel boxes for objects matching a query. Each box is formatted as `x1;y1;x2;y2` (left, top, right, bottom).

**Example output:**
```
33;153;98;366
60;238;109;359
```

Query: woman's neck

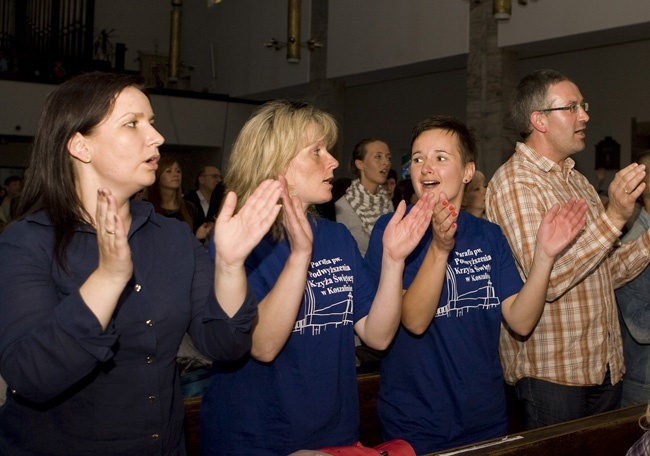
465;207;484;218
160;187;179;209
360;176;379;195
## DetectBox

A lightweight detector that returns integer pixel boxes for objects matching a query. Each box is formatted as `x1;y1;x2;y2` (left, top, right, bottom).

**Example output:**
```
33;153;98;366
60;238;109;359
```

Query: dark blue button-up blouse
0;200;256;455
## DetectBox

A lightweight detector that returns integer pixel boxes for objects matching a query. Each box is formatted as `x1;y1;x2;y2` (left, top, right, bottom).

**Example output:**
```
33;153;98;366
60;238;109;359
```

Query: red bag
318;439;416;456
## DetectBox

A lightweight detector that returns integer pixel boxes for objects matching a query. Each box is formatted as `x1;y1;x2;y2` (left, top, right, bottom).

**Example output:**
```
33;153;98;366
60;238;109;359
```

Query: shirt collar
25;200;161;236
516;141;576;175
129;200;161;234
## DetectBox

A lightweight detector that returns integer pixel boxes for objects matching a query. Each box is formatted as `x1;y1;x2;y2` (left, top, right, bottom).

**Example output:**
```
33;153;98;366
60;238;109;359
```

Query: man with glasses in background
184;165;222;227
486;69;650;429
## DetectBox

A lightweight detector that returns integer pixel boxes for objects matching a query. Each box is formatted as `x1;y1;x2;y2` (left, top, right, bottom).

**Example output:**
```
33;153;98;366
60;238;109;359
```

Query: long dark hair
15;72;145;267
147;156;194;228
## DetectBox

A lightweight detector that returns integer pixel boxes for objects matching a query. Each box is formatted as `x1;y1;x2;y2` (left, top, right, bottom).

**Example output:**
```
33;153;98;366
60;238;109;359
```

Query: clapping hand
214;179;283;268
95;188;132;282
429;191;458;253
195;222;214;241
536;197;588;260
279;176;313;258
606;163;646;229
382;192;435;262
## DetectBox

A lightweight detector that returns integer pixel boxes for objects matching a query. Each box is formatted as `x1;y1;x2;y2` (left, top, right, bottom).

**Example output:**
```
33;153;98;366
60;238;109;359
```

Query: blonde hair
225;100;338;239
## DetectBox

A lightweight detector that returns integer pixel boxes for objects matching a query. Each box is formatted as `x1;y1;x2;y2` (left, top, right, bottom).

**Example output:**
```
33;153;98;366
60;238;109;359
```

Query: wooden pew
426;404;647;456
184;396;202;456
185;374;646;456
183;372;382;455
357;372;382;446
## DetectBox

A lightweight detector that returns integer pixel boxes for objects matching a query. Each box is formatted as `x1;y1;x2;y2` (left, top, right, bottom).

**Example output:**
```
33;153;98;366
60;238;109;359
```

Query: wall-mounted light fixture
493;0;511;20
494;0;529;21
287;0;301;62
169;0;183;82
264;0;323;63
264;38;323;59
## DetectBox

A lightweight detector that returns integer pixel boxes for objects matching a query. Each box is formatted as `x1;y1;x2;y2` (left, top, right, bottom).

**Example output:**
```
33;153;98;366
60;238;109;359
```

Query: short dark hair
511;69;572;140
410;115;477;166
195;165;211;188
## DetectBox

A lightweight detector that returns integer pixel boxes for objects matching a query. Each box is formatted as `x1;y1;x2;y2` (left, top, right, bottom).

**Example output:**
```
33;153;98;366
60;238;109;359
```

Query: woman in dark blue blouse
0;72;282;455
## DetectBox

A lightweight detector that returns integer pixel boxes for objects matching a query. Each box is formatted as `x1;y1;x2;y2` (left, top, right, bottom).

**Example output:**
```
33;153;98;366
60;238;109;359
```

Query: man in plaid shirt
487;69;650;430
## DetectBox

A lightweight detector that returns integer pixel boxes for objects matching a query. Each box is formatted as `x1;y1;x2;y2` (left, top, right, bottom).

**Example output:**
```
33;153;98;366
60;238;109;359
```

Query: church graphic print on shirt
295;256;355;335
437;248;500;318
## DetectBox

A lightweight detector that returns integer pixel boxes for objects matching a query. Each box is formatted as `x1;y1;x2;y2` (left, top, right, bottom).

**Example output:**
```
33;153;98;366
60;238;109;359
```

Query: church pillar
466;0;519;179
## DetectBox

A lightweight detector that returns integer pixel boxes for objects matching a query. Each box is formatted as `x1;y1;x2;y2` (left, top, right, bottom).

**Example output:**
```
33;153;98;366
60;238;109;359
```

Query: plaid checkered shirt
486;142;650;386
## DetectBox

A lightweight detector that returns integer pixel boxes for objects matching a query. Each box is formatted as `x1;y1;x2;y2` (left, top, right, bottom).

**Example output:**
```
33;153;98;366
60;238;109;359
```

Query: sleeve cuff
203;286;258;333
55;291;119;362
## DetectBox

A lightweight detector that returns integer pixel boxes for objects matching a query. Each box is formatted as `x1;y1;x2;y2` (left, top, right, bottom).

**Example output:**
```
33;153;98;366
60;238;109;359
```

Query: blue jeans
515;369;622;430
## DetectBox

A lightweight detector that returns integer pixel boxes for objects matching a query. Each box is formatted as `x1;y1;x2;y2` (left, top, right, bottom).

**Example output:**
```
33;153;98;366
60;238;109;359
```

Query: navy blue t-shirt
365;209;523;454
202;216;375;455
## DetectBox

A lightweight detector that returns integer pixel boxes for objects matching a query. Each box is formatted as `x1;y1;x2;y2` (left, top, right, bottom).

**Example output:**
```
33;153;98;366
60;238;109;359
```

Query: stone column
466;0;519;179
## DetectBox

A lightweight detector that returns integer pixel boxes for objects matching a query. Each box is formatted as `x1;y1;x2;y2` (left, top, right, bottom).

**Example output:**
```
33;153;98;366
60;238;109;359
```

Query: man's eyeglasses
537;102;589;114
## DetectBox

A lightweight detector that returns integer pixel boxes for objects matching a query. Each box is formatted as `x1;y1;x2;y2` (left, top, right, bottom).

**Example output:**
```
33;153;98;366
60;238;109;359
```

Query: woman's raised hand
214;179;283;267
81;188;133;329
382;192;435;262
279;176;313;258
95;188;132;283
430;191;458;253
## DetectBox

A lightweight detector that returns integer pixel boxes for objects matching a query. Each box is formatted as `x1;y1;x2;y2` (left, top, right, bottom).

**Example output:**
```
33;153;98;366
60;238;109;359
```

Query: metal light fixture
494;0;529;21
264;38;323;55
264;0;323;63
493;0;511;20
287;0;301;62
169;0;183;82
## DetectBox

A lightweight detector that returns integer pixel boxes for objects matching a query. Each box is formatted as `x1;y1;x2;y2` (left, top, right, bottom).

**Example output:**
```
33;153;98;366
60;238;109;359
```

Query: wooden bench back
184;374;646;456
182;372;382;455
427;404;646;456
